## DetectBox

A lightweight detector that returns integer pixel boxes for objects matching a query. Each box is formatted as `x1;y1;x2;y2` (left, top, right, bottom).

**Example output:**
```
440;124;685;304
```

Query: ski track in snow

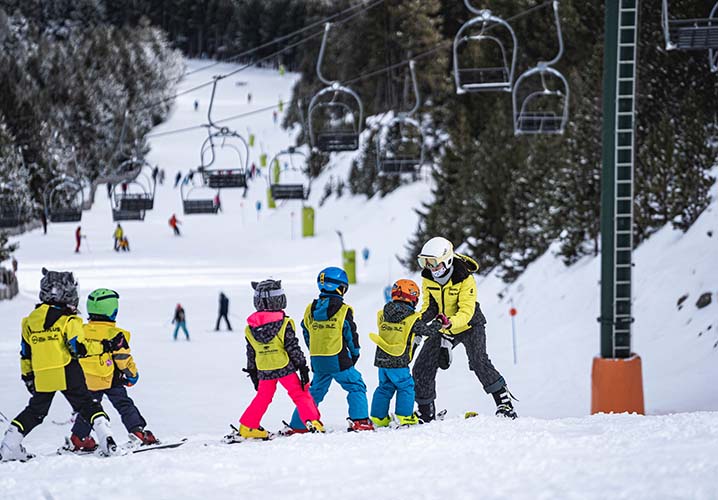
1;59;717;499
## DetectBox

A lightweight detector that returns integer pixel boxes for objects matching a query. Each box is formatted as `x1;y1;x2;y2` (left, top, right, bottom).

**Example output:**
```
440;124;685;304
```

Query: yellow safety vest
303;303;351;356
21;304;85;392
79;322;132;390
369;311;420;358
245;318;292;371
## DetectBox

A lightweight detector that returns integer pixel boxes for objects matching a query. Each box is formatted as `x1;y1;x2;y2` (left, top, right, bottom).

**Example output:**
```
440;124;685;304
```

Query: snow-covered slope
1;60;716;499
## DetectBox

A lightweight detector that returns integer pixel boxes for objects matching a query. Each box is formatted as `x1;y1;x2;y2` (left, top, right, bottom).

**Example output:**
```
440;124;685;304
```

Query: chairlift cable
184;0;387;77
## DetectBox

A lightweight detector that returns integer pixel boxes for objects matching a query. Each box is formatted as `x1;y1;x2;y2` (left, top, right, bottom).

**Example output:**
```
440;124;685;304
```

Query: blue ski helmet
317;267;349;295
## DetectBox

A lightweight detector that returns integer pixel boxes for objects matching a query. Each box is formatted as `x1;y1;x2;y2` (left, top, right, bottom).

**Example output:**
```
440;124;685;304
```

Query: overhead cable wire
184;0;387;77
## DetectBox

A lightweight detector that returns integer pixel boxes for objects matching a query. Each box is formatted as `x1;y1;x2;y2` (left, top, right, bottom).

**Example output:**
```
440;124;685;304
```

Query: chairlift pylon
308;23;364;152
376;60;426;176
453;0;518;93
268;147;310;200
663;0;718;51
44;176;84;223
512;1;570;135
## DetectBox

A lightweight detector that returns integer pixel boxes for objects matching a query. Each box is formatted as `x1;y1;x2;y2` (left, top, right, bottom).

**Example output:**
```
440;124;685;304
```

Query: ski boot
0;425;34;462
305;420;325;433
92;416;118;456
347;418;375;432
130;427;159;446
370;416;392;428
416;402;436;423
395;413;419;427
492;387;518;419
62;433;98;453
239;424;272;440
278;420;310;437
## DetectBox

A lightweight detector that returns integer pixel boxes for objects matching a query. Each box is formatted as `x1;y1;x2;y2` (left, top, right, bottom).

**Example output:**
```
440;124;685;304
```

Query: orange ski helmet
391;279;420;306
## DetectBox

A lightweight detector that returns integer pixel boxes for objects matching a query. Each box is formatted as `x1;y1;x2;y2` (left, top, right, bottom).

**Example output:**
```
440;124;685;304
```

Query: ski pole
509;298;518;365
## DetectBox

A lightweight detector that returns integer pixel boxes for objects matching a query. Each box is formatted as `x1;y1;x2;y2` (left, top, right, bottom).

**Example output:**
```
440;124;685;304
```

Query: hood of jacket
382;301;416;323
247;311;285;343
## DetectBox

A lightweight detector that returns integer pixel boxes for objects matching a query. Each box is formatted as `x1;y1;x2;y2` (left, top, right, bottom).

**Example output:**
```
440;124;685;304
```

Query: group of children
1;236;517;460
0;269;157;461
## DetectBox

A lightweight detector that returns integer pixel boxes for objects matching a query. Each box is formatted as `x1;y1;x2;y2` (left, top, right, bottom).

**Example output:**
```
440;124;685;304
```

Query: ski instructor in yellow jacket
412;237;517;421
0;268;126;461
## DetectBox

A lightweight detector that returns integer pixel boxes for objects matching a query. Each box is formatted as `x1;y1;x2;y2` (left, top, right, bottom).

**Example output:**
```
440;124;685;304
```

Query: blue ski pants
72;385;146;437
289;366;368;429
370;367;415;419
173;321;190;340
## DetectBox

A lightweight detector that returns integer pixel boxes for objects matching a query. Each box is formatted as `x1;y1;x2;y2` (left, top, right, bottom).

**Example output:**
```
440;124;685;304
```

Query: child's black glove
242;368;259;390
22;373;35;395
298;366;310;390
102;332;129;353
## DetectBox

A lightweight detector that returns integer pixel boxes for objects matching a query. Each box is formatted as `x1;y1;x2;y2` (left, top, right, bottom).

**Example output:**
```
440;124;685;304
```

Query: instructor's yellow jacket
79;321;137;391
419;254;485;335
20;304;101;392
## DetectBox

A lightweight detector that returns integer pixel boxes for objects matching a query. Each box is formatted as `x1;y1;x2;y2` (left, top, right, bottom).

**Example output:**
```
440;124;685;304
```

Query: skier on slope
172;303;190;341
413;237;517;421
224;279;323;442
64;288;158;453
215;292;232;331
0;269;126;461
169;214;181;236
368;279;441;428
113;224;123;251
283;267;374;434
75;226;82;253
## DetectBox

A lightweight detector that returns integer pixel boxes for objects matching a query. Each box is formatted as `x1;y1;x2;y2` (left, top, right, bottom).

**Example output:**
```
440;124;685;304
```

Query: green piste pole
599;0;619;358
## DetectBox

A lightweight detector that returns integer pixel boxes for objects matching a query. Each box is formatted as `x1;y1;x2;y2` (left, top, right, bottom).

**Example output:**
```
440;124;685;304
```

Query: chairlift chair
114;159;156;211
199;129;249;189
308;23;364;152
453;1;518;93
376;60;426;175
0;183;24;228
111;183;146;221
663;0;718;50
180;171;220;214
44;176;84;223
512;1;569;135
268;147;309;200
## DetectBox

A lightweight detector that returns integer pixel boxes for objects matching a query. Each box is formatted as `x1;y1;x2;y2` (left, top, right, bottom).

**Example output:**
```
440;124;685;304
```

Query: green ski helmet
87;288;120;321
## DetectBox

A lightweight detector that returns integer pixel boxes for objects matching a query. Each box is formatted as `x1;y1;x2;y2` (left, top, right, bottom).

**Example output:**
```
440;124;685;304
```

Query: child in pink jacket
225;279;323;441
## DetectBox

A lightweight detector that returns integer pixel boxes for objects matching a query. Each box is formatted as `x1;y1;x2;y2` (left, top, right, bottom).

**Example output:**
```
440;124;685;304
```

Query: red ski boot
130;428;159;446
64;433;98;453
347;418;375;432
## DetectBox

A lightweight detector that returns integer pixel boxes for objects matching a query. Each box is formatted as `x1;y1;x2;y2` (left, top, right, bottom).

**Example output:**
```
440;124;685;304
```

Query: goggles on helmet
417;255;447;270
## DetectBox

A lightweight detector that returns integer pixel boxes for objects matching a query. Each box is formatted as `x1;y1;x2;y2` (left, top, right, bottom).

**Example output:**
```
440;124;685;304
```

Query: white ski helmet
417;237;454;271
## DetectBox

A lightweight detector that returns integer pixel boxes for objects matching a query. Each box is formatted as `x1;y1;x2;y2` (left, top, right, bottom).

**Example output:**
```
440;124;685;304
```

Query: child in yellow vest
0;269;125;461
225;279;322;442
369;279;440;427
65;288;158;452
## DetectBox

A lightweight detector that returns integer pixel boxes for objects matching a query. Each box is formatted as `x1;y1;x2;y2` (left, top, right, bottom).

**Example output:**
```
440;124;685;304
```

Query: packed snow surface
1;60;717;499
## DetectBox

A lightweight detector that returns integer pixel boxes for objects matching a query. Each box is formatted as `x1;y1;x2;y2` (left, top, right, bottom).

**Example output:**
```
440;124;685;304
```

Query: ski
129;438;188;454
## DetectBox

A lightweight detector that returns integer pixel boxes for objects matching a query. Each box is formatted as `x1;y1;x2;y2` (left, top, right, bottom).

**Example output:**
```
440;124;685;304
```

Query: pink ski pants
240;372;320;429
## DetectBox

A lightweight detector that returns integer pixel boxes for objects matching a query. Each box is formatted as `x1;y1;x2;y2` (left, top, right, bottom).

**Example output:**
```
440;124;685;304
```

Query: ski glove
242;368;259;391
298;366;310;390
22;373;35;395
436;314;452;330
102;332;129;353
123;372;139;387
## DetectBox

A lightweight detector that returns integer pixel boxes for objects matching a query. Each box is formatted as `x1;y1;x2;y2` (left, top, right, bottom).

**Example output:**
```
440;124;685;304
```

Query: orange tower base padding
591;354;645;415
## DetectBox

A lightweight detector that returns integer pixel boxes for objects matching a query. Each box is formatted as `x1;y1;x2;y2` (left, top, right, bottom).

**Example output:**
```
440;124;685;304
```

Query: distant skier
40;211;47;235
174;171;182;188
283;267;373;434
0;269;125;461
169;214;181;236
119;236;130;252
214;193;222;213
75;226;82;253
369;279;439;428
215;292;232;331
65;288;159;452
413;237;517;421
247;92;252;104
121;182;128;195
193;99;199;111
152;166;159;183
113;224;123;251
11;256;17;275
159;169;165;185
272;110;278;124
224;279;322;442
172;304;190;341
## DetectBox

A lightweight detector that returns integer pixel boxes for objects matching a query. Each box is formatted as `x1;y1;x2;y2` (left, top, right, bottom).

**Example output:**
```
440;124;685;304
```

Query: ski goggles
417;255;446;270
